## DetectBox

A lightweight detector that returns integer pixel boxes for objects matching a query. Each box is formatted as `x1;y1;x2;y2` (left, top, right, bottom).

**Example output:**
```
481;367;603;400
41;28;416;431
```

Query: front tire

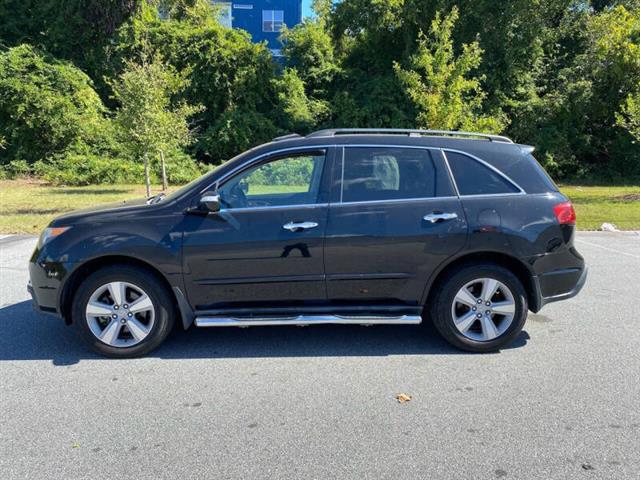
429;263;527;353
72;265;175;358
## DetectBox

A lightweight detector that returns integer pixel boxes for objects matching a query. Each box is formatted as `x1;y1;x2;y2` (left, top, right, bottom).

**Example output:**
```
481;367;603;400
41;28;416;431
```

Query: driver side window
218;152;326;209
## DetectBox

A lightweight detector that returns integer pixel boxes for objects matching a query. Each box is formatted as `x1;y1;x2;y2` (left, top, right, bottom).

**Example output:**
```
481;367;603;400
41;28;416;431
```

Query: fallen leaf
396;393;412;403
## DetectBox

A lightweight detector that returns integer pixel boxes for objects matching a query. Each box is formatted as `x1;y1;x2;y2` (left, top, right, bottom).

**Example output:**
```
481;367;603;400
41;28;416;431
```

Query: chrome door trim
331;196;459;207
214;203;329;213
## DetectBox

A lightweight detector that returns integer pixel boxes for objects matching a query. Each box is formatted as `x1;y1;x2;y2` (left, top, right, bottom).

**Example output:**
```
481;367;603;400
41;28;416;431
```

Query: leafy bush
0;45;115;167
35;154;144;186
153;151;204;184
35;150;203;186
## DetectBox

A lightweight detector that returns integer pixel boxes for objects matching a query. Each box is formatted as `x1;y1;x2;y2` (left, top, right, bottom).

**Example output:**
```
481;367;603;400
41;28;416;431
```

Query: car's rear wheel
72;265;175;358
429;264;527;352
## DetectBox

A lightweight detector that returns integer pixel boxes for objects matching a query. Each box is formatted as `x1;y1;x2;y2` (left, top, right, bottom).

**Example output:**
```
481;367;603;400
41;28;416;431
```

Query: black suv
29;129;587;357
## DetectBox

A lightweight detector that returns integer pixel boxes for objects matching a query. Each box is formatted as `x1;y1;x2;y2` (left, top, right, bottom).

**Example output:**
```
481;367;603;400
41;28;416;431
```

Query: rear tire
72;265;175;358
429;263;527;353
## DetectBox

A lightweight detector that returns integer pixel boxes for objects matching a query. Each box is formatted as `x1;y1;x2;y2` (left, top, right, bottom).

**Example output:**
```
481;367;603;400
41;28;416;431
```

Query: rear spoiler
519;144;535;154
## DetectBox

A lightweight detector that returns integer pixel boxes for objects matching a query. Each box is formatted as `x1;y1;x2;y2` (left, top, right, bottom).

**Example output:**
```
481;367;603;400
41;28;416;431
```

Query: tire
429;263;527;353
72;265;176;358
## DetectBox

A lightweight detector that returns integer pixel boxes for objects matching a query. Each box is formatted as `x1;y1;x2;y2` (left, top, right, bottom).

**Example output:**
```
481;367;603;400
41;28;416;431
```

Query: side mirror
199;192;221;213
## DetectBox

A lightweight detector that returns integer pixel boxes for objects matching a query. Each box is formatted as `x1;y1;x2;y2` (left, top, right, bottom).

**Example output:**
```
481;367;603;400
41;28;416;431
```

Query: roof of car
263;129;531;157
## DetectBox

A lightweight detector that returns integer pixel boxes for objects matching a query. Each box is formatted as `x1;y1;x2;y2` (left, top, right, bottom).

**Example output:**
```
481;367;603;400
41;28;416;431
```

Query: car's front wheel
429;263;528;352
72;265;175;358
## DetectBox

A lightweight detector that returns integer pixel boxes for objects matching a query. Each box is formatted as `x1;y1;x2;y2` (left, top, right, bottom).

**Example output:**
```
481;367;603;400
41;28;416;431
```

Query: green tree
617;92;640;142
0;45;113;167
110;7;281;163
281;18;340;96
0;1;142;88
274;68;329;133
516;5;640;177
393;7;505;132
110;55;200;195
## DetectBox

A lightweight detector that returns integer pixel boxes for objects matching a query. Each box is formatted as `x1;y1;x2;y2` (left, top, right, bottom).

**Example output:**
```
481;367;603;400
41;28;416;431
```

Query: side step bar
195;314;422;328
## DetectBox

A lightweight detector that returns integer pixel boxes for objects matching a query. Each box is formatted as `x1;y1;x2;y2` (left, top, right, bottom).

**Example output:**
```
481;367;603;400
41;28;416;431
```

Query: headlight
38;226;71;247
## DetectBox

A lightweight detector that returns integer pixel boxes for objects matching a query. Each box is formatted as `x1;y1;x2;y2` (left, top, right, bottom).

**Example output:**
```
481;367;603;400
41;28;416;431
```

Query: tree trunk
160;150;168;191
143;150;151;198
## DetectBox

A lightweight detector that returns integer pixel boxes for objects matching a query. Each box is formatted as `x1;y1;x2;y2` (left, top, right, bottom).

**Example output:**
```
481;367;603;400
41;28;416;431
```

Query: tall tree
393;7;505;132
617;92;640;143
111;55;200;195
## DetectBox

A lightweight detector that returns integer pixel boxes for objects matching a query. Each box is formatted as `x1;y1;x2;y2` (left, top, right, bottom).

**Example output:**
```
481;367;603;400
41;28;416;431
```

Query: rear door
324;146;468;307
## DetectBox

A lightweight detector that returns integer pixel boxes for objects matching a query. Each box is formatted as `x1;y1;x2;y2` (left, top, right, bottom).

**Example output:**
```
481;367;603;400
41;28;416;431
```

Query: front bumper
28;258;72;318
533;266;588;311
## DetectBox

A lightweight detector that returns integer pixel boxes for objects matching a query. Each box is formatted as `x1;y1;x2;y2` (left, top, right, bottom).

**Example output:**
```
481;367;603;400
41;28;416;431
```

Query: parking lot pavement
1;232;639;480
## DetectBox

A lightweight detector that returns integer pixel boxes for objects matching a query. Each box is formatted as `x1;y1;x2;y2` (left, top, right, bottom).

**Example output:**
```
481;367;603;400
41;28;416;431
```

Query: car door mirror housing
199;193;221;213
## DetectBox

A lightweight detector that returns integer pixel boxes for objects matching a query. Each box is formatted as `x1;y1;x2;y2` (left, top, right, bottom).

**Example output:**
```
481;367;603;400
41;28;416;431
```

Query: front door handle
423;212;458;223
283;221;319;232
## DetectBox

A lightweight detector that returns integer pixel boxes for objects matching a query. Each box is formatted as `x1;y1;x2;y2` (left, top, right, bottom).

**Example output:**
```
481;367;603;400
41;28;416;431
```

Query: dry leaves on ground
396;393;412;403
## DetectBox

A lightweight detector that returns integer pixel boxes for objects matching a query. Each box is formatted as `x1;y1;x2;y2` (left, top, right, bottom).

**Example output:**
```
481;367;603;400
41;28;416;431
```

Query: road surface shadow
0;301;530;365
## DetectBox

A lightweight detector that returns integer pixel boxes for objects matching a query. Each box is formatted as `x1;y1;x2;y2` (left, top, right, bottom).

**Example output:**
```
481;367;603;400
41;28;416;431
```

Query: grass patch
560;185;640;230
0;180;171;234
1;180;639;234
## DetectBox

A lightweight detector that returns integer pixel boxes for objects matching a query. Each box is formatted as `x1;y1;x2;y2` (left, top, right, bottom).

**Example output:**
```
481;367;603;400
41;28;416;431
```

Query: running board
194;314;422;328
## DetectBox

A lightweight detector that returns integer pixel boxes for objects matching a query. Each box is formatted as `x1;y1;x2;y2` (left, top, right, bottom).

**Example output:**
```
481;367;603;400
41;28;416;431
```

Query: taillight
553;201;576;225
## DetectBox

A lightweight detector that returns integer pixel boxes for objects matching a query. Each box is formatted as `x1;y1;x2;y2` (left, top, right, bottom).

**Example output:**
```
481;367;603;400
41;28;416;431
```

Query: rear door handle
423;212;458;223
283;221;319;232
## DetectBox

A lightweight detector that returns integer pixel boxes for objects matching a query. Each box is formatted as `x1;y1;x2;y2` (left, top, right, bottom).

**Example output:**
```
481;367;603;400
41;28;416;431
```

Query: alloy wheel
451;277;516;342
85;281;155;347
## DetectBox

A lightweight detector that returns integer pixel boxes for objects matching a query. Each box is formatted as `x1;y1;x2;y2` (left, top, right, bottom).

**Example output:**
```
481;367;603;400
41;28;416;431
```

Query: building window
217;2;232;28
262;10;284;32
233;4;253;9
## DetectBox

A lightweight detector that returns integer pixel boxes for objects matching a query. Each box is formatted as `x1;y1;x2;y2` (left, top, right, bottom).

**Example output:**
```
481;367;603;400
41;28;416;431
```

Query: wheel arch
59;255;181;325
422;251;540;313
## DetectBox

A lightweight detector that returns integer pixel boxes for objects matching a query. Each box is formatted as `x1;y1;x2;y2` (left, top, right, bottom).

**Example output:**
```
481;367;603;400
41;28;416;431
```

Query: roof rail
272;133;302;142
306;128;513;143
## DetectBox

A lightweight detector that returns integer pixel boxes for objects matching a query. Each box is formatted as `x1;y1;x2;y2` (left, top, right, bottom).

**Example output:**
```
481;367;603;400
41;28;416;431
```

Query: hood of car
50;197;152;226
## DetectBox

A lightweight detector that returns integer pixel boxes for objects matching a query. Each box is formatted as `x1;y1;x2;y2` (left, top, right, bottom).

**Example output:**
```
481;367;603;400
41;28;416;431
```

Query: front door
182;149;331;311
324;146;468;308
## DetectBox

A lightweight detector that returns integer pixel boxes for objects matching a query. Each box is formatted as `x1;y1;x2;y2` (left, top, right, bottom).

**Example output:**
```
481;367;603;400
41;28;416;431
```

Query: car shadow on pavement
0;301;530;365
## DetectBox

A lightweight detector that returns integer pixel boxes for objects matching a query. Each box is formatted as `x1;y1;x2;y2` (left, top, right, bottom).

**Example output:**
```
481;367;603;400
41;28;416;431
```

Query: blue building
214;1;303;56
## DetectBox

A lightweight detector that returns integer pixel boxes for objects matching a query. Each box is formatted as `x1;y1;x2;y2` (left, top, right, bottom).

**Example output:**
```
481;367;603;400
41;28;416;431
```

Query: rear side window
341;147;439;202
445;151;520;196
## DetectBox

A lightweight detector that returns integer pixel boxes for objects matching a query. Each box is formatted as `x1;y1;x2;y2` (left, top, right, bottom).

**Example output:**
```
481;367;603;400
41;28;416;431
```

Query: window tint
445;151;520;195
341;148;437;203
219;153;325;209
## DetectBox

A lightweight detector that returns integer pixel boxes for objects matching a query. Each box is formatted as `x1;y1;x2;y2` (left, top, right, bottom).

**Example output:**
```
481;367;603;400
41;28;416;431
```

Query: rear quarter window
445;151;520;196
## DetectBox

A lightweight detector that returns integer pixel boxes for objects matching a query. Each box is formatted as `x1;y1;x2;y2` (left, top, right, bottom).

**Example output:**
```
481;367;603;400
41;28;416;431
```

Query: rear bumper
532;266;588;311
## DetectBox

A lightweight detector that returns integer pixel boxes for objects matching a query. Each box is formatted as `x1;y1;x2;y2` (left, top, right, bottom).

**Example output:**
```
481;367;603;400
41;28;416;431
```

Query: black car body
29;129;587;357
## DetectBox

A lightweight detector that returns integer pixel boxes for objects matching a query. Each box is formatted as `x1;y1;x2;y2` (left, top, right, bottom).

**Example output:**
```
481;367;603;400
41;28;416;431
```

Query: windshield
157;163;224;203
156;147;262;203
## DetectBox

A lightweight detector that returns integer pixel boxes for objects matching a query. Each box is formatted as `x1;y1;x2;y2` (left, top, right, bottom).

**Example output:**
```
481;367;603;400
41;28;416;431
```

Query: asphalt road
1;232;639;480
